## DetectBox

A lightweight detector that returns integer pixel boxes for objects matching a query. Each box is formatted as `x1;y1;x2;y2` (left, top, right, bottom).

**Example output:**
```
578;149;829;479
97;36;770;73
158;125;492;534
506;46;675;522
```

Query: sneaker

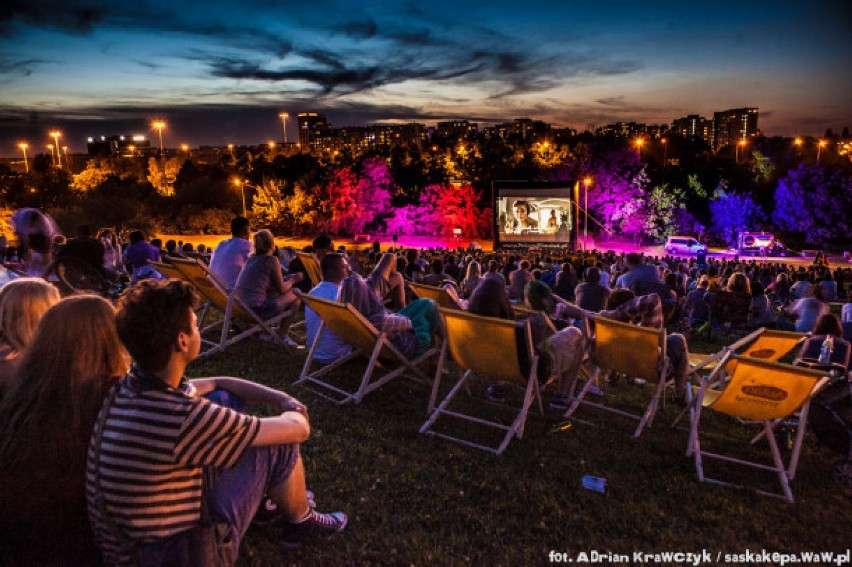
281;508;348;549
485;383;508;403
254;490;316;527
548;394;570;411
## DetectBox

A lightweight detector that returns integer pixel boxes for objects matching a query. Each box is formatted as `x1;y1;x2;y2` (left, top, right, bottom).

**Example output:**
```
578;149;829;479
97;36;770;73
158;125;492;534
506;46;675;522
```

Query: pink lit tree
418;182;486;237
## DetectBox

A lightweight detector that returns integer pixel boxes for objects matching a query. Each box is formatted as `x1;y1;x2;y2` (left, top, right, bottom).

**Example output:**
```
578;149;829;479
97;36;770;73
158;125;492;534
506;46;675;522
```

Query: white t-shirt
209;238;252;289
306;281;353;363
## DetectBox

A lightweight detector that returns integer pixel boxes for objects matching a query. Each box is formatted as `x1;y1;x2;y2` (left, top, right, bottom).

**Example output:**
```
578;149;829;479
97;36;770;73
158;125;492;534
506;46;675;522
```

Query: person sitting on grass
747;281;777;329
123;229;163;284
234;229;302;345
340;273;437;360
796;314;850;372
0;296;130;565
574;266;610;312
0;278;60;389
86;280;346;565
789;283;829;333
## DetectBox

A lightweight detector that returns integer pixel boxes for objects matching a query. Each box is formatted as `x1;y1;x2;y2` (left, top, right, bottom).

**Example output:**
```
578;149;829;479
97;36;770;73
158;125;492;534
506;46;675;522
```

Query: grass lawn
189;320;851;566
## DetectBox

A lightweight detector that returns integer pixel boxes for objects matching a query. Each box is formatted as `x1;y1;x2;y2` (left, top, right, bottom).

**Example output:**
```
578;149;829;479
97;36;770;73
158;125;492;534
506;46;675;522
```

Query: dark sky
1;0;851;156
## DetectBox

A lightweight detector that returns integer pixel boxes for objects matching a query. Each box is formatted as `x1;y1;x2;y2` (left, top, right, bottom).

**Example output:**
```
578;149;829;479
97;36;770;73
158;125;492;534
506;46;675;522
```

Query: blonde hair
0;295;130;467
0;278;60;351
253;229;275;255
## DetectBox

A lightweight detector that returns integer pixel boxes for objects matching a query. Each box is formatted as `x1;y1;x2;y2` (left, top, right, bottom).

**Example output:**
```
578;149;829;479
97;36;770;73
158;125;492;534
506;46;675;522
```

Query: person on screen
506;200;538;232
547;210;558;230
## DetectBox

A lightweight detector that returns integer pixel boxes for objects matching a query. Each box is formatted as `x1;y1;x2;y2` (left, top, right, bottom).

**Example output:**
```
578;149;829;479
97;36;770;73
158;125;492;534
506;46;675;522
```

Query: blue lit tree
709;184;765;246
773;163;852;247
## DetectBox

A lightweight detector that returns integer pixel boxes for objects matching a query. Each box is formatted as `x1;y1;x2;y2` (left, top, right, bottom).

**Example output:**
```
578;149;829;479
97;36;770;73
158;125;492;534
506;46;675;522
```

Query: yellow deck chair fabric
148;260;185;281
295;251;322;288
296;295;437;404
688;355;829;502
420;308;541;455
166;257;295;356
409;282;462;310
564;315;667;437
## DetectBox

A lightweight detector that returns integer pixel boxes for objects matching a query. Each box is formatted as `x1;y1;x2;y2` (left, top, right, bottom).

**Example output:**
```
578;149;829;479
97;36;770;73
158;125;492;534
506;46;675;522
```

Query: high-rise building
86;134;151;157
297;112;330;151
671;114;715;147
435;120;478;143
713;108;759;151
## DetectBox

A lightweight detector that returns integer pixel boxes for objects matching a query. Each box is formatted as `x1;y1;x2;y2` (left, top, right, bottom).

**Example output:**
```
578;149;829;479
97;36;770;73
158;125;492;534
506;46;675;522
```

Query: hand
293;272;304;282
280;394;308;419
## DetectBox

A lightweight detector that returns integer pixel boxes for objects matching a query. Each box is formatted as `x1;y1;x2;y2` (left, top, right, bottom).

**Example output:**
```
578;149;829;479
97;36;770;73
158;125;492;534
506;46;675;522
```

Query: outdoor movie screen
495;186;574;245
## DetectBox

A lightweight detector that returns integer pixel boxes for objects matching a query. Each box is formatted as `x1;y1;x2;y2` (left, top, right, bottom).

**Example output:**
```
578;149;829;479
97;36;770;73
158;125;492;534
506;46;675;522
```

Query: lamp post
736;139;747;164
817;139;827;162
128;145;136;157
661;138;668;167
18;143;29;173
227;144;234;160
279;112;289;144
634;138;644;156
583;177;592;252
181;144;190;157
62;146;69;170
46;144;55;166
232;179;247;217
152;121;166;156
50;131;62;168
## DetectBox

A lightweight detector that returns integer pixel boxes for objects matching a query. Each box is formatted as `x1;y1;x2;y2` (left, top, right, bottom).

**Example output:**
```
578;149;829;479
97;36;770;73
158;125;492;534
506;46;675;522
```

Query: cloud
0;1;107;36
0;56;50;76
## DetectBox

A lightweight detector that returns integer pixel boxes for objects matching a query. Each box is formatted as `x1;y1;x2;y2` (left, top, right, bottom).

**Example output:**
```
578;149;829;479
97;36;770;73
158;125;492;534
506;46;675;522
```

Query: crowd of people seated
1;205;851;564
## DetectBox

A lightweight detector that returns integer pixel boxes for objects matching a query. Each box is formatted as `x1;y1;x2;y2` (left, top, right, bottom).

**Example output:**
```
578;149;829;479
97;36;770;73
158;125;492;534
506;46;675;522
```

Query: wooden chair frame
420;308;543;455
408;282;463;310
296;294;438;404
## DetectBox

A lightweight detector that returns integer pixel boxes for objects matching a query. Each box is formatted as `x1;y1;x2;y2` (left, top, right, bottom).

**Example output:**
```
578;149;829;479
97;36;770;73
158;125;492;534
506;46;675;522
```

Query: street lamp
736;139;747;164
181;144;190;157
232;179;247;217
62;146;69;169
18;143;29;173
661;138;668;167
152;121;166;156
279;113;289;144
817;139;827;162
227;143;234;159
46;144;56;166
634;138;644;156
583;177;592;252
50;131;62;168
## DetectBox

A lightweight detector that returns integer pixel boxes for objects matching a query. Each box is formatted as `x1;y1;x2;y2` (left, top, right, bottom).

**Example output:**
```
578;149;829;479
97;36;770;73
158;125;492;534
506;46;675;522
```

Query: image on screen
497;195;573;244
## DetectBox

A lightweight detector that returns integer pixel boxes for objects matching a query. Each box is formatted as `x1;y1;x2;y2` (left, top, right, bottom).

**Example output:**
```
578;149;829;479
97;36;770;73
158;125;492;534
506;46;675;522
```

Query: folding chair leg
564;369;600;418
427;342;449;414
764;421;794;502
420;370;473;434
634;377;666;438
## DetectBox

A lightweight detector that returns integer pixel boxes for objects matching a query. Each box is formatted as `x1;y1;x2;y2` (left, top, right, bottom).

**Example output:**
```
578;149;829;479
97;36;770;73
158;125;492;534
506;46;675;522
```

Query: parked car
665;236;707;255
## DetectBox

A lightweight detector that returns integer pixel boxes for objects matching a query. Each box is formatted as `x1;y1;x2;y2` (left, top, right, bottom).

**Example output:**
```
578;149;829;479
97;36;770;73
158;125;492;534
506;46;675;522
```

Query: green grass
189;321;851;566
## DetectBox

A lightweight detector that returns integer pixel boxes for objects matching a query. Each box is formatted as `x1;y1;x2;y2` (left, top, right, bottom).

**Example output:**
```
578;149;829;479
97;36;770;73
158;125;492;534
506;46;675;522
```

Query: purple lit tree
773;163;852;247
709;185;764;246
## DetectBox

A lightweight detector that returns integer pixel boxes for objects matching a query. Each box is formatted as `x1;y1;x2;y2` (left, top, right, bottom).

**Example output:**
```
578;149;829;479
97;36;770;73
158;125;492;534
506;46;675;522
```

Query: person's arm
552;294;588;320
191;376;306;416
252;412;310;446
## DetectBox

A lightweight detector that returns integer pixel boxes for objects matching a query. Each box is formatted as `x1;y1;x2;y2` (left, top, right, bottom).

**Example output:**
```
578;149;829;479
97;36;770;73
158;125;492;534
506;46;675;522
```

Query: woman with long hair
0;277;60;388
461;260;482;299
0;296;130;564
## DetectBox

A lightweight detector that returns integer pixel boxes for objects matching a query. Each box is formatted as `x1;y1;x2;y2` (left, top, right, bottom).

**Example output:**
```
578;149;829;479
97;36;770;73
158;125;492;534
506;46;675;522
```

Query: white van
665;236;706;255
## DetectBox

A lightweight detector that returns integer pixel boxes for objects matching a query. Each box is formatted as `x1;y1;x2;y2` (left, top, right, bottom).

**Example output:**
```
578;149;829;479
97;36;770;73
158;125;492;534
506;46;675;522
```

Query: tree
147;158;183;196
773;163;852;247
418;183;486;237
251;180;285;229
644;184;686;241
709;186;764;246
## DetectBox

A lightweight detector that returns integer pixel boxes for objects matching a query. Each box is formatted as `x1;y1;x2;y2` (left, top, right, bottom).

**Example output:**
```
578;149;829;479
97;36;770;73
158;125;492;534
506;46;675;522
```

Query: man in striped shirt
86;280;346;565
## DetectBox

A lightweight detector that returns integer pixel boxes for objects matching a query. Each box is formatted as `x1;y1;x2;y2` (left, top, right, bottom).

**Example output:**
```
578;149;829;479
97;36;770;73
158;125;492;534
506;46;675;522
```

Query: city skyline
1;0;850;156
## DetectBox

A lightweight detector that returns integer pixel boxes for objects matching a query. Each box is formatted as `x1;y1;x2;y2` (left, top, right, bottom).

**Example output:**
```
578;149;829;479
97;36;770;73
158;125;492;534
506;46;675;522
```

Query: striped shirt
85;370;260;565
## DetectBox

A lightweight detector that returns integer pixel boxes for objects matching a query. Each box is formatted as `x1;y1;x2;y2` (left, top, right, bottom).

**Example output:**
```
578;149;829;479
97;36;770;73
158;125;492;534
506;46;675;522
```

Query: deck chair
296;295;437;404
564;315;668;438
408;282;463;310
166;257;296;357
295;251;322;288
420;308;542;455
674;329;807;428
148;260;185;281
687;355;829;502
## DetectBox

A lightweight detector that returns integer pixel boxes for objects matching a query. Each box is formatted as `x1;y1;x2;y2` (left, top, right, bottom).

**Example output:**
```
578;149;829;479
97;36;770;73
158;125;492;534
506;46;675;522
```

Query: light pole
50;131;62;168
18;143;29;173
62;146;69;169
152;121;166;156
736;139;747;164
661;138;668;167
228;144;234;160
181;144;190;157
634;138;644;156
279;112;289;144
817;139;827;162
583;177;592;252
46;144;56;166
232;179;247;217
